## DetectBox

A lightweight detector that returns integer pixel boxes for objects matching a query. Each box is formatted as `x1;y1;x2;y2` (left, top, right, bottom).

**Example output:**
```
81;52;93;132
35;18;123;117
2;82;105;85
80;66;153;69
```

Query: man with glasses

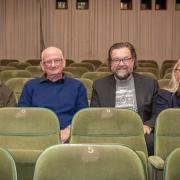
19;47;88;143
90;42;158;155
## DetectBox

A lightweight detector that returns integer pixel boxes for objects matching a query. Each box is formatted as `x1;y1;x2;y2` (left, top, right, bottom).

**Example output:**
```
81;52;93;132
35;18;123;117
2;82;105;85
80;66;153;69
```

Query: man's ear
63;58;66;68
40;61;45;72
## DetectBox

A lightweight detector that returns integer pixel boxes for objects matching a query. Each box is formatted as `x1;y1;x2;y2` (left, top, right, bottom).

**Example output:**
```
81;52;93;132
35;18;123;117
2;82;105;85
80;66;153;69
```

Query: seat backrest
0;59;19;66
26;59;41;66
25;66;43;77
137;71;157;80
76;78;93;100
158;79;170;89
0;70;32;83
164;147;180;180
136;67;159;79
65;59;74;66
81;59;102;69
0;107;60;151
33;144;147;180
0;148;17;180
63;67;89;78
163;72;171;79
70;62;95;71
7;62;31;69
0;107;60;180
5;77;33;102
155;108;180;160
96;67;110;72
70;108;148;156
81;72;112;81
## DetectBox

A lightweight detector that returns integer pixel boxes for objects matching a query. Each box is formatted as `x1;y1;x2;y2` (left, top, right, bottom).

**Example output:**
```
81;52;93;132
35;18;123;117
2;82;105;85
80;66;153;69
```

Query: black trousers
145;133;154;156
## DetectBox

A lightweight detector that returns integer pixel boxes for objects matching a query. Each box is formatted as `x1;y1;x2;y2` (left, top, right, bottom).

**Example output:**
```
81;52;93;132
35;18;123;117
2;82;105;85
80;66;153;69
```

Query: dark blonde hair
164;59;180;93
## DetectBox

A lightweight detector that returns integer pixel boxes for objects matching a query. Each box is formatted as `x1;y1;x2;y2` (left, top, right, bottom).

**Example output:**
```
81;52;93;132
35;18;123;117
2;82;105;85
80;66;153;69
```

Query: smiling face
40;47;66;78
110;47;134;80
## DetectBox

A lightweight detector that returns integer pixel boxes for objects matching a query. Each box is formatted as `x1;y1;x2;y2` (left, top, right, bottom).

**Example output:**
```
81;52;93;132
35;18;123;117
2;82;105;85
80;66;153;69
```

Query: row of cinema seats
0;107;180;180
0;59;178;79
0;76;172;104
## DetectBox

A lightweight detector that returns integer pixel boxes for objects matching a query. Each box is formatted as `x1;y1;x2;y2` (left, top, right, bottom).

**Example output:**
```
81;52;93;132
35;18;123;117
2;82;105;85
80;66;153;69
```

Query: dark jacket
90;73;159;127
0;81;16;107
152;88;180;117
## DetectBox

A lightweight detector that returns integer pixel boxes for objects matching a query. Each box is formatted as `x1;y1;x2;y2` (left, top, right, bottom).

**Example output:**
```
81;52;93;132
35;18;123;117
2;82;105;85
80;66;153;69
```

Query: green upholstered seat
25;59;41;66
69;62;95;71
70;108;148;157
76;78;93;101
81;72;112;81
0;148;17;180
63;67;89;78
148;108;180;180
136;67;160;79
81;60;102;70
0;70;32;83
5;77;32;102
25;66;43;78
7;62;31;70
65;59;74;66
33;144;147;180
96;67;110;72
164;147;180;180
0;107;60;180
0;59;19;66
157;79;170;89
137;71;157;80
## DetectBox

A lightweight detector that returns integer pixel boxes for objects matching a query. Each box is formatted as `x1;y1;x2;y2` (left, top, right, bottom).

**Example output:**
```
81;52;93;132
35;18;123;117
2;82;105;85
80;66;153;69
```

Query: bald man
19;47;88;143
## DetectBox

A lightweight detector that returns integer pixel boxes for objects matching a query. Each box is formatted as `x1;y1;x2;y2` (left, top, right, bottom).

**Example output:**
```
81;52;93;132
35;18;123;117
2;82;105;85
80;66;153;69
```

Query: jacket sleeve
146;89;171;127
90;82;101;107
143;79;159;128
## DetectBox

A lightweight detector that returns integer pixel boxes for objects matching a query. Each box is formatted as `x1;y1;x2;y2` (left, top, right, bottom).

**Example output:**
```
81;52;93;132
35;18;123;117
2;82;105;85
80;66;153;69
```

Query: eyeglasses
43;59;63;66
174;69;180;72
111;57;132;65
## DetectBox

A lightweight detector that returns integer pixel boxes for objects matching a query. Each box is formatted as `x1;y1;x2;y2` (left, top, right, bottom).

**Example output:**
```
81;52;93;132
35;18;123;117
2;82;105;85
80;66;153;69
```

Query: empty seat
136;67;160;79
96;67;110;72
0;107;60;180
137;72;157;80
26;59;41;66
158;79;170;89
0;148;17;180
7;62;31;70
0;59;19;66
0;70;32;83
5;77;32;102
34;144;147;180
65;59;74;66
81;60;102;70
76;78;93;101
164;147;180;180
148;108;180;180
81;72;112;81
70;108;148;156
64;67;89;78
25;66;43;77
69;62;95;71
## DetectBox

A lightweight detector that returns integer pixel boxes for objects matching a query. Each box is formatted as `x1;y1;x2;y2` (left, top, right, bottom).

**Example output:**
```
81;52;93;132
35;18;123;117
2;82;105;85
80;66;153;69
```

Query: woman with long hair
153;59;180;116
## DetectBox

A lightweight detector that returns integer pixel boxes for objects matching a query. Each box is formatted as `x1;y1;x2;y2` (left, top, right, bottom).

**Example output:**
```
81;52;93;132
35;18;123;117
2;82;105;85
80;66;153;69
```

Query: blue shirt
18;76;88;129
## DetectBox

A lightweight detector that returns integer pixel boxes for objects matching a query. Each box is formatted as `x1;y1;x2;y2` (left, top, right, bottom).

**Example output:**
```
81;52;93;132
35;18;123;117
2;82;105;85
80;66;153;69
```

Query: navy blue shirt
18;76;88;129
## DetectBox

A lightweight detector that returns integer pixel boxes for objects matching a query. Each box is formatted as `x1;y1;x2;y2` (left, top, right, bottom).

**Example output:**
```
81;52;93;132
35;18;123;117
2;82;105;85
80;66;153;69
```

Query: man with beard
90;42;158;155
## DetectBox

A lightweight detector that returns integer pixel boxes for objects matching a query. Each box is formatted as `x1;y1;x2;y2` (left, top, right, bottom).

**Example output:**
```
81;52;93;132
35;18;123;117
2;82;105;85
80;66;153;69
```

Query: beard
113;66;133;80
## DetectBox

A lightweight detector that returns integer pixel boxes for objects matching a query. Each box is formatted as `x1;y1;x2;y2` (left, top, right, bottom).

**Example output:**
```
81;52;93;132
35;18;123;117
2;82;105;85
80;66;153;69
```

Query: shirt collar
40;73;66;83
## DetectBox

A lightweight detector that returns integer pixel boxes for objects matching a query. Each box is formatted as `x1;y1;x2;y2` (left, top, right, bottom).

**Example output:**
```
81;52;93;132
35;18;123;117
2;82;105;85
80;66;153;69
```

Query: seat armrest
148;155;164;170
